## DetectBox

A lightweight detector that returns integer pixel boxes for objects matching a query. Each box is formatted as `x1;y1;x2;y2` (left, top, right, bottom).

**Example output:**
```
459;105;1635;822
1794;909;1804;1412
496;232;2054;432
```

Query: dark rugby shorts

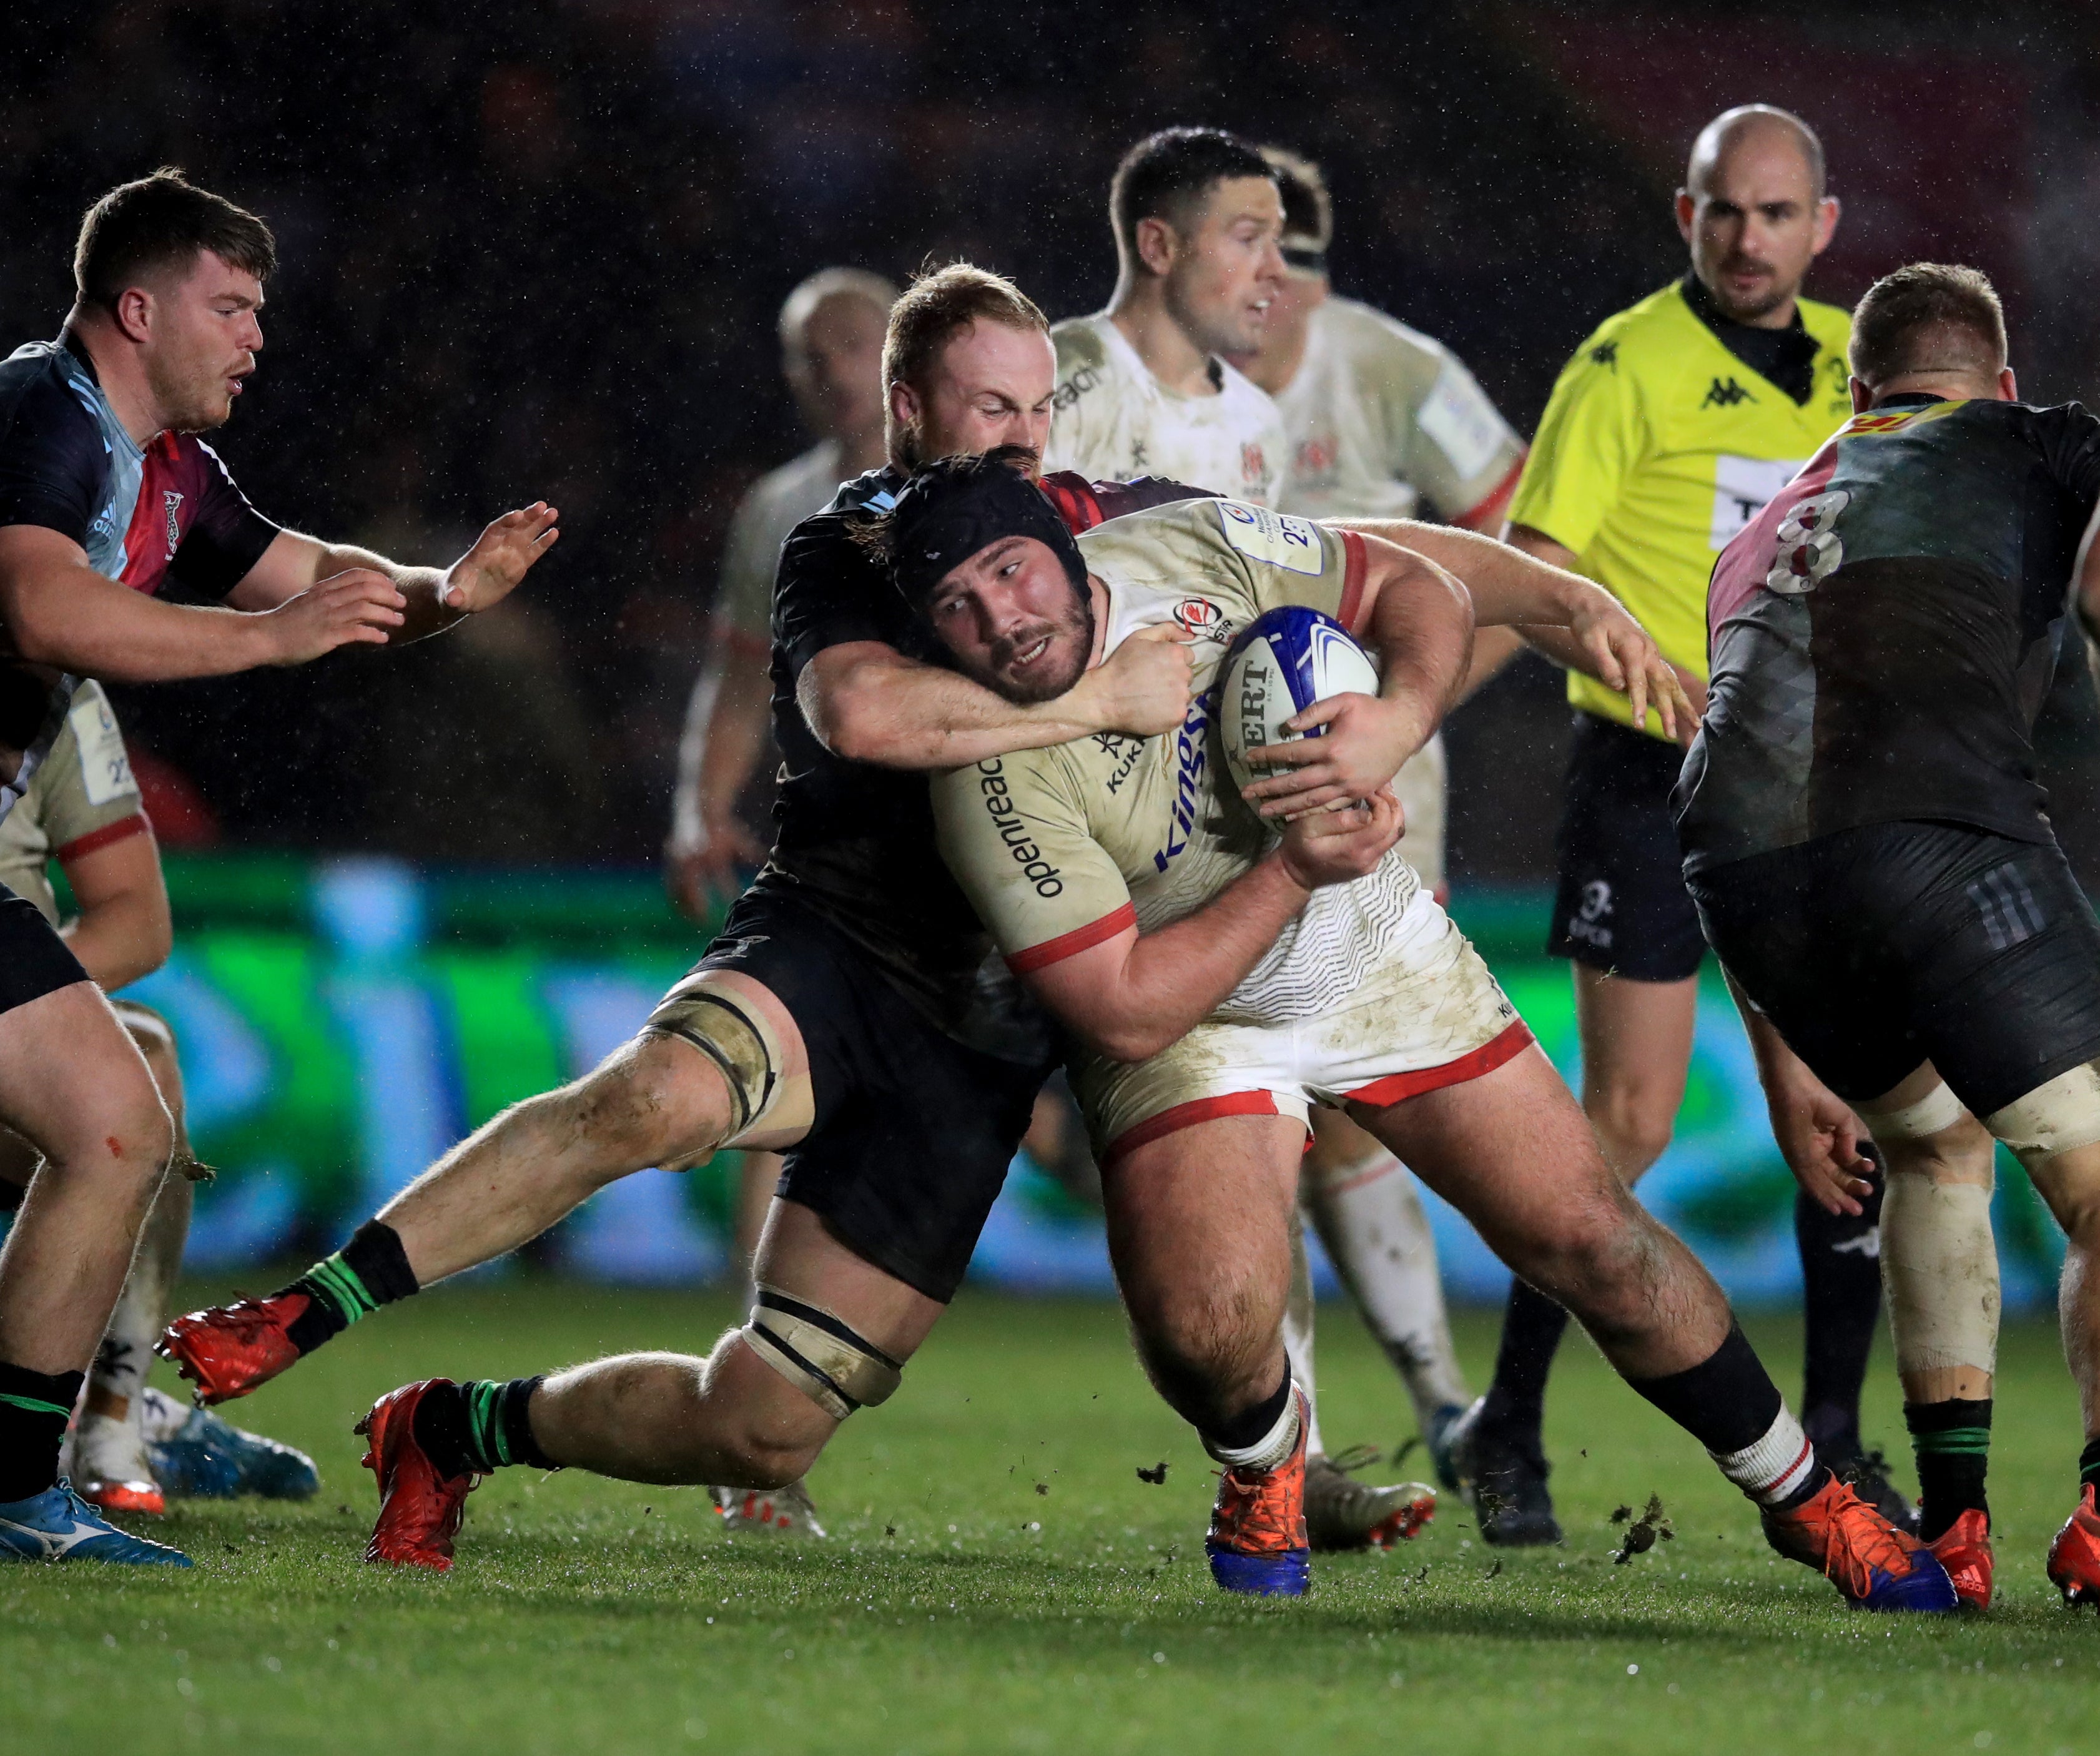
1688;821;2100;1117
1547;713;1706;983
688;892;1047;1303
0;883;89;1018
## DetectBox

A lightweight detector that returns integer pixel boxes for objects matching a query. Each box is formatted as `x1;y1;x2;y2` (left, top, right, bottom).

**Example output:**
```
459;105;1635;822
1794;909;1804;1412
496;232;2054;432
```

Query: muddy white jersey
1045;314;1284;506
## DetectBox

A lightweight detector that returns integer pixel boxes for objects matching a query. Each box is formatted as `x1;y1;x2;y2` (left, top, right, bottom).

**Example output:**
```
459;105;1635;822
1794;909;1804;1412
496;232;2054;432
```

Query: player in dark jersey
159;264;1205;1570
0;170;554;1567
1676;263;2100;1610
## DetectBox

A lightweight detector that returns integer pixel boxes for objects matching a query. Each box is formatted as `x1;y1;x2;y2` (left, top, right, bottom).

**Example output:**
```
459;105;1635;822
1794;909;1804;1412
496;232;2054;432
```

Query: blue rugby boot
142;1387;319;1501
1762;1474;1956;1612
0;1481;191;1565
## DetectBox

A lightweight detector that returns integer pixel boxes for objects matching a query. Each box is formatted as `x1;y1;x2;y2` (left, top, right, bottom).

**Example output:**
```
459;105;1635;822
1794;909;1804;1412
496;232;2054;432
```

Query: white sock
1303;1149;1470;1431
1281;1215;1325;1458
1710;1407;1819;1505
1205;1381;1303;1473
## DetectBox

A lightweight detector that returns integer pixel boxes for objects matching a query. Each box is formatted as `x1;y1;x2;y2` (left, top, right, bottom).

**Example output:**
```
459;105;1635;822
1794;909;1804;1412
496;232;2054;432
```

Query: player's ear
1673;189;1696;244
1848;376;1871;415
112;285;154;345
1811;194;1841;255
1133;215;1178;280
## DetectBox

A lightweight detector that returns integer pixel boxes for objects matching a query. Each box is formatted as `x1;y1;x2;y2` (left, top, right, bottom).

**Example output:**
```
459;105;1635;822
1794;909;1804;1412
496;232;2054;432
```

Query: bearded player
896;450;1950;1609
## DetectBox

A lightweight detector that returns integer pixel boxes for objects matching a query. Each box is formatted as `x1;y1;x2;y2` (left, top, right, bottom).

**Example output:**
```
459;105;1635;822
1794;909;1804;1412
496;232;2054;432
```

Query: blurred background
4;0;2094;1298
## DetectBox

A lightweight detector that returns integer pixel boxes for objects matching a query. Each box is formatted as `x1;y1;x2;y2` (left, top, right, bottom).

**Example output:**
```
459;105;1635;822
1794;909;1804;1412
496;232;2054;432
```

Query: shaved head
1688;105;1826;202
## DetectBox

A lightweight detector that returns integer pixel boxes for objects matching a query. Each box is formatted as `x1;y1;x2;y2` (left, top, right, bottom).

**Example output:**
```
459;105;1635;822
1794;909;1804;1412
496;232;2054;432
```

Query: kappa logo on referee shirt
1702;376;1757;410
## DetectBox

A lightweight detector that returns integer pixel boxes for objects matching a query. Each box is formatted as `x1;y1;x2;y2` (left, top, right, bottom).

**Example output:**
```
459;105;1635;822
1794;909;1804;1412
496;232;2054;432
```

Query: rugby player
1677;264;2100;1610
664;265;895;1532
159;265;1211;1571
1456;105;1901;1544
894;451;1951;1609
0;169;553;1566
0;681;316;1512
1226;144;1530;1509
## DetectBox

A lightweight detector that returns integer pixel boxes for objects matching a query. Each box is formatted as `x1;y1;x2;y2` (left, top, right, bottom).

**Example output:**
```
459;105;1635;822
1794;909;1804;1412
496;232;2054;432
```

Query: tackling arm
1720;964;1878;1218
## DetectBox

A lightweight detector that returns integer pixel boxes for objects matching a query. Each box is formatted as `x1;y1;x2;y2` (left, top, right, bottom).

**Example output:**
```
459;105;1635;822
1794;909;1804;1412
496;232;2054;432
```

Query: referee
1452;105;1906;1542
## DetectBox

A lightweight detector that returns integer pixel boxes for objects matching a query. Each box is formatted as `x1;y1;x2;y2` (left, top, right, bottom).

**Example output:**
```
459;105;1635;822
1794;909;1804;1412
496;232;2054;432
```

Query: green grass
4;1284;2097;1754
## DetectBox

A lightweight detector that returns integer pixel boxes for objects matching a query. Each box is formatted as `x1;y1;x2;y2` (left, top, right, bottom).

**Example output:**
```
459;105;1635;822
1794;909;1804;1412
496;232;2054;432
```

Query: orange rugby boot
1206;1391;1311;1596
1927;1508;1993;1610
1761;1474;1957;1612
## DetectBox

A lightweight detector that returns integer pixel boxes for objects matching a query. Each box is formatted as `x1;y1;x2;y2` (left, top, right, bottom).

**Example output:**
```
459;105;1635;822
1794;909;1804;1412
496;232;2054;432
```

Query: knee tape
1984;1061;2100;1173
1856;1080;1966;1142
1881;1175;1999;1380
643;977;782;1145
741;1286;904;1423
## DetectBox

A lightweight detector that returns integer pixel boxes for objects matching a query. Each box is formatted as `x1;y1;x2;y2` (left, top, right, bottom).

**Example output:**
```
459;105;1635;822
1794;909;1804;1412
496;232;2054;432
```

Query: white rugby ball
1220;606;1381;803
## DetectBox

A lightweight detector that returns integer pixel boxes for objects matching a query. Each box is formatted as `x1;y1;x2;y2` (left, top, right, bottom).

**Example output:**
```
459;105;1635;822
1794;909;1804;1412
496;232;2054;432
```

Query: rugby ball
1220;606;1381;803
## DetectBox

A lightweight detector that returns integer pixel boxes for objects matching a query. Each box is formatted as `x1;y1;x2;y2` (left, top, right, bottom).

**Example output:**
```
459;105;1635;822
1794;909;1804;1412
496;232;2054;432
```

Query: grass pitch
4;1282;2096;1755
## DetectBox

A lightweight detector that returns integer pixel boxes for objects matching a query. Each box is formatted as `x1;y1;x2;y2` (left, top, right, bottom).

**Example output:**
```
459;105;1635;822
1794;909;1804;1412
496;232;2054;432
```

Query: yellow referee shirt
1508;277;1853;736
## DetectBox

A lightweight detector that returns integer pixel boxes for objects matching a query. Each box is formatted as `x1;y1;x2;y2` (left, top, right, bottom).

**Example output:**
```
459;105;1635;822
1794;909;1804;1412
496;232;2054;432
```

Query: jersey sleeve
931;752;1135;974
2038;402;2100;511
42;681;147;862
1401;348;1527;527
0;371;106;545
712;480;785;660
772;511;894;682
1185;500;1367;631
1505;325;1645;556
166;440;279;597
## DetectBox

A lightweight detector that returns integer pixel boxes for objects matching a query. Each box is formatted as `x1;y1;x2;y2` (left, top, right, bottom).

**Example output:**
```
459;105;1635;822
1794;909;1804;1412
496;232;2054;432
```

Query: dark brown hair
882;263;1047;466
1110;127;1276;264
1261;146;1332;254
1850;263;2006;388
74;168;277;312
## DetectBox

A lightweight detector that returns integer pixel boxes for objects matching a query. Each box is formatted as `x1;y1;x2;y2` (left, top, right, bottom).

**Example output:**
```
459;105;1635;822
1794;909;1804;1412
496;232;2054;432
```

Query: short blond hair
881;263;1048;466
1850;263;2006;388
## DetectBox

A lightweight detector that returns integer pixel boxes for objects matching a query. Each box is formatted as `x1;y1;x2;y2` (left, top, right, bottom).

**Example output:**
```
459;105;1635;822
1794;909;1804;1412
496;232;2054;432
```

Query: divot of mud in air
1610;1494;1674;1564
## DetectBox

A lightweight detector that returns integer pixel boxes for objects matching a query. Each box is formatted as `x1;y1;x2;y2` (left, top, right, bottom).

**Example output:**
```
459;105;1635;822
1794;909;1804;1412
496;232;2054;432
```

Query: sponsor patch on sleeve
1417;364;1507;482
68;693;137;807
1212;500;1324;576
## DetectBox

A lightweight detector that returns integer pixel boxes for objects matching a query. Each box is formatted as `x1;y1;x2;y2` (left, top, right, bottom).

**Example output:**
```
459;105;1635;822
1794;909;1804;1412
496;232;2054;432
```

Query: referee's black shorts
0;882;89;1017
1546;713;1707;983
687;892;1048;1304
1687;821;2100;1117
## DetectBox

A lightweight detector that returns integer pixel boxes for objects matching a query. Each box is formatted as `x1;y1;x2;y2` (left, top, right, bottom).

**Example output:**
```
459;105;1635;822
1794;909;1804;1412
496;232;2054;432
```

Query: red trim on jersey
1004;901;1137;975
54;812;150;866
1341;1018;1535;1109
1452;451;1528;533
1102;1090;1287;1168
1336;528;1370;633
1038;471;1107;535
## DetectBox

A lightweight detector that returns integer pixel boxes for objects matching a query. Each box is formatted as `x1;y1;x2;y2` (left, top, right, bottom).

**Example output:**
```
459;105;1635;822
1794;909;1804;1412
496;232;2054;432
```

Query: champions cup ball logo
1173;599;1224;638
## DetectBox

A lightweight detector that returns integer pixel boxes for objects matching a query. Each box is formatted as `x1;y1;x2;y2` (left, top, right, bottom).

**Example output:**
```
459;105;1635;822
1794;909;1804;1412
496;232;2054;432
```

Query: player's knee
1582;1083;1675;1171
1131;1285;1278;1411
563;1040;731;1176
734;1286;904;1431
1984;1062;2100;1238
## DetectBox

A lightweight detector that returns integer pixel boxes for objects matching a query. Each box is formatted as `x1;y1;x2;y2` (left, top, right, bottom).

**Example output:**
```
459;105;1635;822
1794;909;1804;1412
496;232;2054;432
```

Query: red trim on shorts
1102;1090;1284;1169
1452;453;1528;533
54;814;150;865
1336;528;1370;633
1004;902;1137;975
1341;1018;1535;1110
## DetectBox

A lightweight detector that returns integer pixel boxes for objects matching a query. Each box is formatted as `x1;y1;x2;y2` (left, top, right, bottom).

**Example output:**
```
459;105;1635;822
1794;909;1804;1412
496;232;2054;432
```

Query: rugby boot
1206;1392;1311;1596
141;1387;320;1501
711;1479;826;1537
1304;1449;1435;1551
1926;1507;1993;1610
66;1409;165;1517
356;1379;478;1571
1760;1474;1957;1612
2046;1484;2100;1607
1446;1396;1562;1546
0;1482;190;1565
157;1292;310;1404
1425;1402;1467;1494
1825;1441;1921;1535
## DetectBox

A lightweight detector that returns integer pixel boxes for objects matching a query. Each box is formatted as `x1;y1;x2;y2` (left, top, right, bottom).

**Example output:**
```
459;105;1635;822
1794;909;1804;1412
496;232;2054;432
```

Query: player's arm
224;503;559;643
1720;965;1877;1218
1237;532;1474;820
667;652;772;919
56;821;170;992
0;524;402;679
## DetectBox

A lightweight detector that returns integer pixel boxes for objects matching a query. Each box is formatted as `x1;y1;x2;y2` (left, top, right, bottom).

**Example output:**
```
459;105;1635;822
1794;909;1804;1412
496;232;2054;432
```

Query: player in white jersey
1044;129;1287;505
1225;147;1531;1499
880;451;1952;1612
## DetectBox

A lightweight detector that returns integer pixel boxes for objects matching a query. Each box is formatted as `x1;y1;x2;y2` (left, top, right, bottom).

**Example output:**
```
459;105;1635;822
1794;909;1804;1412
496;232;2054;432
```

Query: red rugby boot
1927;1508;1993;1610
1206;1391;1311;1596
2047;1485;2100;1607
1761;1475;1957;1612
356;1380;479;1571
157;1293;309;1405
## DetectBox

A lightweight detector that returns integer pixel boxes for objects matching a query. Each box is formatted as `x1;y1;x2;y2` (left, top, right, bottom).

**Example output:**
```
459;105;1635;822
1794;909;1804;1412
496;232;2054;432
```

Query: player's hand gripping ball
1221;606;1381;807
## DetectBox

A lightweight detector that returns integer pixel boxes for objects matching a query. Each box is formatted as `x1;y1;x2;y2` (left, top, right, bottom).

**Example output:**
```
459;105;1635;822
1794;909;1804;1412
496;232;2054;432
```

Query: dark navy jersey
1675;394;2100;872
0;335;278;814
754;466;1201;1047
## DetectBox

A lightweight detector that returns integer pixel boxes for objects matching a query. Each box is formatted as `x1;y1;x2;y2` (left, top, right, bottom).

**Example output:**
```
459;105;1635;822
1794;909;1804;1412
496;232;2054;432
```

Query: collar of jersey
55;330;141;462
1677;272;1821;405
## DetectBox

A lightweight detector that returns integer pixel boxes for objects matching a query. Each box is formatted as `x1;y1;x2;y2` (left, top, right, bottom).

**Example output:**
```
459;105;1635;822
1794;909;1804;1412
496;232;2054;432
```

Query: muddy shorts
1078;894;1534;1168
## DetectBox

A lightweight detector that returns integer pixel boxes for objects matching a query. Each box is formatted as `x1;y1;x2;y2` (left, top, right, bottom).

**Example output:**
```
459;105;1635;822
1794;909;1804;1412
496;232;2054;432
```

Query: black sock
0;1361;85;1502
281;1220;420;1354
1627;1321;1785;1454
1202;1370;1293;1455
1795;1176;1884;1453
1479;1279;1570;1443
2081;1436;2100;1497
1905;1398;1989;1542
410;1377;554;1479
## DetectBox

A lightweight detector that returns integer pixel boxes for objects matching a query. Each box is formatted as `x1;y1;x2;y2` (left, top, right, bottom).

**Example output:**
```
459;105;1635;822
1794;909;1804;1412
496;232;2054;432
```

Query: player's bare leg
1353;1043;1951;1609
353;1198;942;1569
